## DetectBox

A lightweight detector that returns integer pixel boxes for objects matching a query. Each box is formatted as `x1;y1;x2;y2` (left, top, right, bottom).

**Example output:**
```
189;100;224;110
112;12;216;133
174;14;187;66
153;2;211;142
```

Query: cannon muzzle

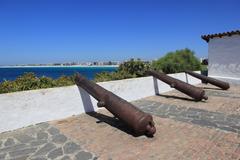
146;70;208;101
75;73;156;137
185;71;230;90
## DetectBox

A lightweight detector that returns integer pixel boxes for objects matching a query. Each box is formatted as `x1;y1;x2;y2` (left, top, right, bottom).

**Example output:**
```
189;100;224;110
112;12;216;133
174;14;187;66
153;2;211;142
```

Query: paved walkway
0;123;96;160
1;84;240;159
146;84;240;115
133;100;240;133
50;84;240;160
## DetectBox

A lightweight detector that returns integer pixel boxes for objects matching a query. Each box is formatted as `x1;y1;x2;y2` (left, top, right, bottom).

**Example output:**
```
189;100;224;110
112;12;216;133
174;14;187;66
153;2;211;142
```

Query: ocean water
0;66;118;82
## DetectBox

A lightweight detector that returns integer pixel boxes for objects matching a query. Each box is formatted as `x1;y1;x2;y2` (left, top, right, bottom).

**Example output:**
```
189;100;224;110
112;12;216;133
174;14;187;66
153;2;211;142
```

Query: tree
151;48;201;74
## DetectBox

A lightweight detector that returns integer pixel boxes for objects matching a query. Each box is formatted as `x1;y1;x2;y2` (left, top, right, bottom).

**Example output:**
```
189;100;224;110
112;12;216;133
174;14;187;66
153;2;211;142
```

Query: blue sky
0;0;239;65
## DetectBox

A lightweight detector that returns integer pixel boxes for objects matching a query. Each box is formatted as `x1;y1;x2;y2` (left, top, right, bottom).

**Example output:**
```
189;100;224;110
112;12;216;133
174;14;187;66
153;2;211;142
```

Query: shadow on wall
153;77;160;95
77;86;95;113
185;73;189;84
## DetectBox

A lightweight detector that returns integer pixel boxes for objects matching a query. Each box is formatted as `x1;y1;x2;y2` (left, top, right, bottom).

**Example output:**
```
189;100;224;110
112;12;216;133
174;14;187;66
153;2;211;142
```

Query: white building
202;30;240;84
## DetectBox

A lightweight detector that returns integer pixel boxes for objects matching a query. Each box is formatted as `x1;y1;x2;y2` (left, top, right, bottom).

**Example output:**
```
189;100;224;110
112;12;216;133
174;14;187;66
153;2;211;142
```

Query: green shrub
94;59;149;82
14;72;40;91
0;72;75;94
151;48;201;74
94;72;115;82
0;80;18;93
39;76;57;88
55;75;75;86
118;58;150;77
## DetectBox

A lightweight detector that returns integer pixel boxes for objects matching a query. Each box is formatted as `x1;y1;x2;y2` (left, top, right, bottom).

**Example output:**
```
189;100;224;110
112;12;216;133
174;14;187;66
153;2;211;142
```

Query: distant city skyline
0;0;239;65
0;60;122;67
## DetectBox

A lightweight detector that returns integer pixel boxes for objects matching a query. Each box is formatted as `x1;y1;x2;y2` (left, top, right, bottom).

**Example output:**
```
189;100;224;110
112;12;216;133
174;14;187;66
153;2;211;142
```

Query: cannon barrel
75;73;156;137
185;70;230;90
146;70;208;101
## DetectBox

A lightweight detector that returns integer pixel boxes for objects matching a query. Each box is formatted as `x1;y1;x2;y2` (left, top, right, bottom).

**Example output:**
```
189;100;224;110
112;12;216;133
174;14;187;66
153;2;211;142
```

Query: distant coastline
0;65;119;68
0;65;118;82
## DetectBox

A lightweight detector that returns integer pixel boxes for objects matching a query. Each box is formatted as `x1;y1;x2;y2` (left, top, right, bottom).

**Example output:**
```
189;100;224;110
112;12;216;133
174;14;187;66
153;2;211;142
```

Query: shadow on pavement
202;86;222;90
156;93;204;102
86;112;141;137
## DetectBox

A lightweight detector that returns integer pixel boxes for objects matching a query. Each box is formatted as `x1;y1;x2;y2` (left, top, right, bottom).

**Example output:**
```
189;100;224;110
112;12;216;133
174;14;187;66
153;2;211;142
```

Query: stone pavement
50;84;240;160
133;100;240;133
1;84;240;159
52;111;240;160
146;84;240;115
0;123;96;160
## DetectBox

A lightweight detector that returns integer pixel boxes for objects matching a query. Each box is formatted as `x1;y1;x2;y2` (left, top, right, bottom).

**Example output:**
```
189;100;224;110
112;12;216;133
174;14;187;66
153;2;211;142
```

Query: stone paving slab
51;110;240;160
133;100;240;133
0;123;96;160
145;84;240;115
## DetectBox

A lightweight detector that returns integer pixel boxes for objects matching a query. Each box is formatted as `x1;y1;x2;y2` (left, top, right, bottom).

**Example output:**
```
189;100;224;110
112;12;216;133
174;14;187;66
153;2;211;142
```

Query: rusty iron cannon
185;70;230;90
75;73;156;137
146;70;208;101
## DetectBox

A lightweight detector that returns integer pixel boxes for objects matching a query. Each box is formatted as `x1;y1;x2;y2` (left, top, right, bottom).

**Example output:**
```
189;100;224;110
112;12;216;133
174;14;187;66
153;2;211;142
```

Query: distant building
202;30;240;84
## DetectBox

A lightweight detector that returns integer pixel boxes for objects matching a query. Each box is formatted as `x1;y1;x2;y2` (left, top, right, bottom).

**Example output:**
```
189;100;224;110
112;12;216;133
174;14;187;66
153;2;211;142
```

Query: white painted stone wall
208;35;240;83
0;72;201;133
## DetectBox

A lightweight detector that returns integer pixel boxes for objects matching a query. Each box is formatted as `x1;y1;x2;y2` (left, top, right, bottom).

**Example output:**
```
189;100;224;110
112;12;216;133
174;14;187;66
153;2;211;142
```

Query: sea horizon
0;64;119;68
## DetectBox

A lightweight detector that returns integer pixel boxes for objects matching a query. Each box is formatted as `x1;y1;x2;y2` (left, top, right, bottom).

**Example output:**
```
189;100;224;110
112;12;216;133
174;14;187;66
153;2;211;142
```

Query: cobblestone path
133;100;240;134
0;123;96;160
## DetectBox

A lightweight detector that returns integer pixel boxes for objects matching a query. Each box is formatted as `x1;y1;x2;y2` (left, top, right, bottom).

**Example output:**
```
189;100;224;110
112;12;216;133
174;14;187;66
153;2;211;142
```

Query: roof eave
201;30;240;43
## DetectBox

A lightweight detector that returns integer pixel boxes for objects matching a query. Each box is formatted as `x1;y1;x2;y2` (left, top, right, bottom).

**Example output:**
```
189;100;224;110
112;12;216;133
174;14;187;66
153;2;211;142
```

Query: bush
0;80;18;93
14;73;41;91
94;59;149;82
0;72;75;94
118;58;150;77
55;75;75;86
151;48;201;74
39;76;56;88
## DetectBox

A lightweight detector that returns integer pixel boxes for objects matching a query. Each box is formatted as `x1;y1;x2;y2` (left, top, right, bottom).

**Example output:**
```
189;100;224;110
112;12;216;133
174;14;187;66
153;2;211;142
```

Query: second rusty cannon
75;73;156;137
146;70;208;101
185;70;230;90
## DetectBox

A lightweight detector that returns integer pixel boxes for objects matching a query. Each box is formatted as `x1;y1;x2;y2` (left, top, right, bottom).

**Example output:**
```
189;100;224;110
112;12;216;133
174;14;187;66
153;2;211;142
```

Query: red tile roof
201;30;240;42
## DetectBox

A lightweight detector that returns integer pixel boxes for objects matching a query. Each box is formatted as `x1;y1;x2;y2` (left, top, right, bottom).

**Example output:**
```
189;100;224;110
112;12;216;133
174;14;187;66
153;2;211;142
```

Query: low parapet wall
0;72;201;133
